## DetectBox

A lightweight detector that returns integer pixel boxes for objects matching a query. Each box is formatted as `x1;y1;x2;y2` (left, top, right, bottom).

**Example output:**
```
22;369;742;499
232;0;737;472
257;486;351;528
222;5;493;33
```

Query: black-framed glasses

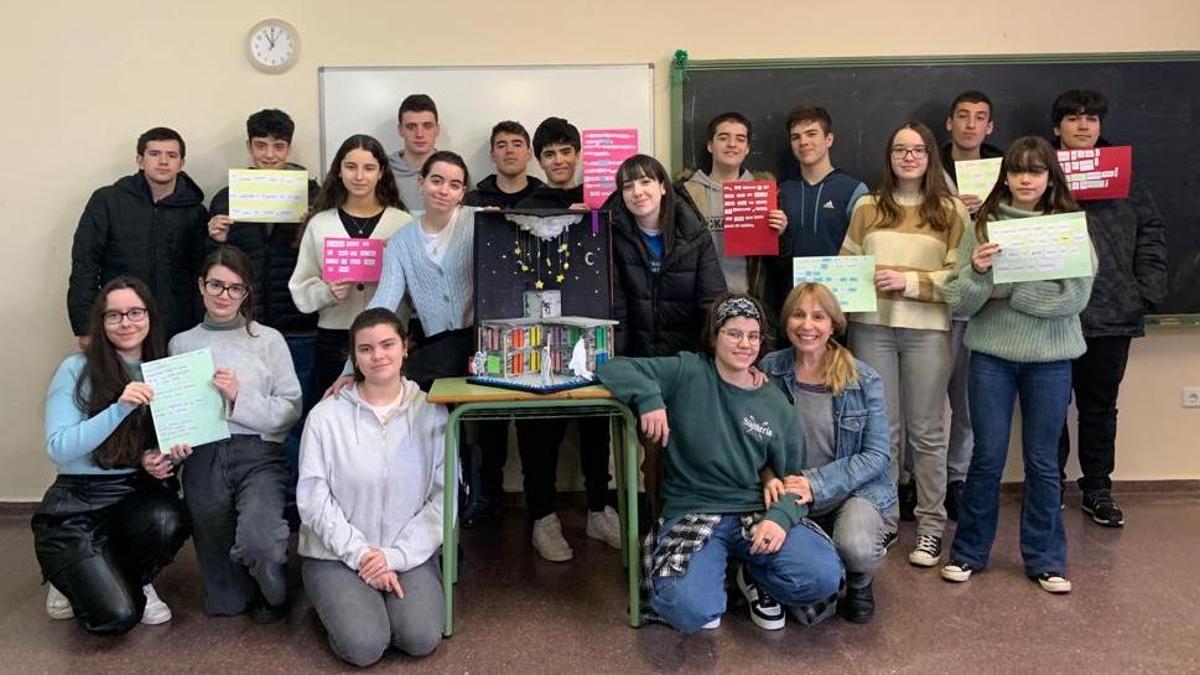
890;146;928;159
203;279;248;300
102;307;148;325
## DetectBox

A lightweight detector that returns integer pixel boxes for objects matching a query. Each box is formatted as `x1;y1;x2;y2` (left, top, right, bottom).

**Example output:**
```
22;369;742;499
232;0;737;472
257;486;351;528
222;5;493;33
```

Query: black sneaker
945;480;964;521
251;600;289;624
881;530;899;551
1081;489;1125;527
908;534;942;568
898;481;917;522
462;494;505;529
841;582;875;623
736;564;785;630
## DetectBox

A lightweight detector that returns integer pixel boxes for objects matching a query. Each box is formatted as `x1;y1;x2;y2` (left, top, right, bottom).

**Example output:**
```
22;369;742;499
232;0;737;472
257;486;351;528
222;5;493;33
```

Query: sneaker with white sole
532;513;574;562
140;583;172;625
941;561;975;583
1033;572;1072;594
908;534;942;567
45;584;74;620
701;616;721;630
735;564;785;630
586;506;622;550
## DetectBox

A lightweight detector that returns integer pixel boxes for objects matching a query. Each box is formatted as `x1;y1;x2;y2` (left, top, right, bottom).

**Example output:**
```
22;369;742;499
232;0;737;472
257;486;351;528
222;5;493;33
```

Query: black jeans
516;417;613;520
314;328;350;397
1058;335;1133;493
31;472;190;635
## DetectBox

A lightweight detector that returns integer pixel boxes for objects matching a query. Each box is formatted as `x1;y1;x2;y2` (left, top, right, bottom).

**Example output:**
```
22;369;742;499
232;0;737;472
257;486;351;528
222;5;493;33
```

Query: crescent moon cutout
584;251;596;266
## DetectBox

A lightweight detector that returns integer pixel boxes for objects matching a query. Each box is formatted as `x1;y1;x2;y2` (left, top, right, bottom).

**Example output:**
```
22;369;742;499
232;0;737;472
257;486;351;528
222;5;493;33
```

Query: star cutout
555;274;565;283
535;280;544;289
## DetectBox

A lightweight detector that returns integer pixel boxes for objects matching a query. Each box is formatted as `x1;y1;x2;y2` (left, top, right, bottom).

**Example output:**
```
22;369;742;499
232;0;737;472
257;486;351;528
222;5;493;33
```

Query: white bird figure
568;338;592;379
540;344;554;386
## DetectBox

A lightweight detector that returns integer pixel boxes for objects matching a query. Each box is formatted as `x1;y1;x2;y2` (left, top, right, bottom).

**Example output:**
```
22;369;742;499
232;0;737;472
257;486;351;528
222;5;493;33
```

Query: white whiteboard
318;64;655;187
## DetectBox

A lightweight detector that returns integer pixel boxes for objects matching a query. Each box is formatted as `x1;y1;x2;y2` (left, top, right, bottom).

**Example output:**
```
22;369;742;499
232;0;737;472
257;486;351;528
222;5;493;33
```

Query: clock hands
265;27;278;49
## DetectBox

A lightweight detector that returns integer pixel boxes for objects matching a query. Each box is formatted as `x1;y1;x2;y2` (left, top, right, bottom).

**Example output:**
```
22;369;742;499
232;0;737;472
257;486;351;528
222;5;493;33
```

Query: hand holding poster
142;349;230;451
323;237;384;283
793;256;878;312
581;129;638;210
228;169;310;222
722;181;778;256
1056;146;1132;200
954;158;1003;199
989;212;1093;283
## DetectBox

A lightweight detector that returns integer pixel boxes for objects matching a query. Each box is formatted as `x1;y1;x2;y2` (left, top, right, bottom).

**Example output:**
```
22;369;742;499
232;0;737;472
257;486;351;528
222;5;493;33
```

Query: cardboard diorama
470;209;616;393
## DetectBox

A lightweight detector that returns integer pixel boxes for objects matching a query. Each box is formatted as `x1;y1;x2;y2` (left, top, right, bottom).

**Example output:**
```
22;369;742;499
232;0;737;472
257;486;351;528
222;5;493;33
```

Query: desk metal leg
442;406;463;638
621;409;642;627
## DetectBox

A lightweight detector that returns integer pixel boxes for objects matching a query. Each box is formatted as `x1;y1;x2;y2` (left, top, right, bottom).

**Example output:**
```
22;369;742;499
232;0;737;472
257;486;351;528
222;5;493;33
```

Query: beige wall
1;1;1197;500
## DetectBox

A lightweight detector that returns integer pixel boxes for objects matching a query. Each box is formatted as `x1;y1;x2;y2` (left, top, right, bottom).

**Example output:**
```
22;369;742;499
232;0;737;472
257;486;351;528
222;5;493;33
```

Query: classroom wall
1;0;1197;500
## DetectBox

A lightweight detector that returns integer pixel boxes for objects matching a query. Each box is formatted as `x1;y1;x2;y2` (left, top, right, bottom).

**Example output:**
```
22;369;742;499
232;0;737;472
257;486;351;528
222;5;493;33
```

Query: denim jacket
758;348;896;514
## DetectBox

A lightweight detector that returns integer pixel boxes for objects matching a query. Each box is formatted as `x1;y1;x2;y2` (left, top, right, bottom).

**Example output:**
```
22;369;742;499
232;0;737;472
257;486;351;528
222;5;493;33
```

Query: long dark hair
312;134;405;214
870;122;956;232
78;277;165;469
616;154;678;250
199;246;257;336
420;150;471;206
975;136;1080;242
348;308;409;383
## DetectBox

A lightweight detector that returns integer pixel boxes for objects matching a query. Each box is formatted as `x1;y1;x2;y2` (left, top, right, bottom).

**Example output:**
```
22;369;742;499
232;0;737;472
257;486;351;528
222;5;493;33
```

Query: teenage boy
388;94;440;212
68;127;208;344
1052;89;1168;528
681;112;787;294
767;106;868;320
513;116;621;562
939;91;1002;519
465;121;543;208
207;109;321;517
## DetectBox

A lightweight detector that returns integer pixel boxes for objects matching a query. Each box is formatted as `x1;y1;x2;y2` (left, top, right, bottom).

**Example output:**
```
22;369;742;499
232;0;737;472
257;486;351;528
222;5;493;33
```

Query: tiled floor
1;488;1197;674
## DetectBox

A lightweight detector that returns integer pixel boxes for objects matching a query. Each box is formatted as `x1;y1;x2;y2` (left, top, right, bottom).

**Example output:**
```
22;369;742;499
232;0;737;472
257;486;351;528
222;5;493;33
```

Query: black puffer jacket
605;185;727;357
208;165;321;333
68;171;208;338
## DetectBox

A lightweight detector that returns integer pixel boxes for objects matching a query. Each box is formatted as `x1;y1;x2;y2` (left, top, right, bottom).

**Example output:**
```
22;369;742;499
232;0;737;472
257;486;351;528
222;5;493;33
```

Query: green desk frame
428;378;643;637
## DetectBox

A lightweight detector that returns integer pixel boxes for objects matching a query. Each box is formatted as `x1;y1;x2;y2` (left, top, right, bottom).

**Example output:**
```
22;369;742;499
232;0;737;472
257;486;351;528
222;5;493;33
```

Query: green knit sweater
942;202;1095;363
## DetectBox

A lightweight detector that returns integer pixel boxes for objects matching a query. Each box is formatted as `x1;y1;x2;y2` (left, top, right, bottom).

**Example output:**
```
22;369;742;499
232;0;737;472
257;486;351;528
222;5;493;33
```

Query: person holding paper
205;108;321;520
388;94;441;212
679;112;787;294
1050;89;1168;528
598;293;843;633
939;91;1002;521
940;136;1095;593
68;127;208;345
34;277;189;634
299;308;447;667
757;282;893;623
464;120;544;208
516;117;588;210
289;134;411;397
840;122;967;569
144;247;301;622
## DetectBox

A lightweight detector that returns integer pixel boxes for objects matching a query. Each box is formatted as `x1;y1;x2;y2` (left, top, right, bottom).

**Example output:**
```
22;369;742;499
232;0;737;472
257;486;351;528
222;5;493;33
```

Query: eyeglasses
203;279;248;300
720;329;762;344
890;146;928;159
102;307;148;325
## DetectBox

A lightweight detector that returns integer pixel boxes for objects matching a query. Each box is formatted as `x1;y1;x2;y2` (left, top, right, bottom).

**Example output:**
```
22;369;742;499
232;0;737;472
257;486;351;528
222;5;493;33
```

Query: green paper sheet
792;255;878;313
142;349;230;451
227;169;309;222
988;212;1093;283
954;157;1003;199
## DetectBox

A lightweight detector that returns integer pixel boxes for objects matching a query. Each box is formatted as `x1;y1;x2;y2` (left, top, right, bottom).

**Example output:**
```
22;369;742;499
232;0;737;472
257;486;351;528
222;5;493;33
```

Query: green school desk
426;377;643;636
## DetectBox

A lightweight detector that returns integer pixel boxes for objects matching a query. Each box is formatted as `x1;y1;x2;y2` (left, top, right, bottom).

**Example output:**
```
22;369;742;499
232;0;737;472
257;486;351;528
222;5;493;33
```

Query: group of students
36;85;1165;663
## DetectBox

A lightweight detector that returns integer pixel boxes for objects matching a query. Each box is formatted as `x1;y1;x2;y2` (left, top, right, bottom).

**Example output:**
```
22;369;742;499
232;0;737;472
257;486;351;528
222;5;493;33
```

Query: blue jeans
951;353;1071;577
649;515;843;634
282;333;317;503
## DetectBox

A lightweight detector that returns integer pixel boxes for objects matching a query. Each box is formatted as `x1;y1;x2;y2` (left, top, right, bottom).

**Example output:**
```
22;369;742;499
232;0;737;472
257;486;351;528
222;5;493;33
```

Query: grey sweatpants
946;319;974;483
302;555;443;667
811;496;888;589
849;322;952;537
182;435;289;615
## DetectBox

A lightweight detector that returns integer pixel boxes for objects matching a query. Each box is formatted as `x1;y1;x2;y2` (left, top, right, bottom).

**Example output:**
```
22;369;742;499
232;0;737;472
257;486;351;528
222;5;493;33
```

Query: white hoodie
297;379;448;572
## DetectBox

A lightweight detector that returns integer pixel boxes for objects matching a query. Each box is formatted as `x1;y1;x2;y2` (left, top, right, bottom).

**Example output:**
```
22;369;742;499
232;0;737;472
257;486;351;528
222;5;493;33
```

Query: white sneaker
532;514;574;562
586;506;623;550
140;583;172;625
46;584;74;620
701;616;721;630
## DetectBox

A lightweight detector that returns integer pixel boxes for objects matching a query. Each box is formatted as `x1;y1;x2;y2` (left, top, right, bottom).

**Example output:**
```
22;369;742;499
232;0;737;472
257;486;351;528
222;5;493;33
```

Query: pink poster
322;237;384;283
581;129;639;209
1056;146;1132;201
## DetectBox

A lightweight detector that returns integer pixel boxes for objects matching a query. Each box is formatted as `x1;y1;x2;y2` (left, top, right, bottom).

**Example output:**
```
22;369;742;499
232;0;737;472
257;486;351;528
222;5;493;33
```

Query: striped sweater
839;194;967;331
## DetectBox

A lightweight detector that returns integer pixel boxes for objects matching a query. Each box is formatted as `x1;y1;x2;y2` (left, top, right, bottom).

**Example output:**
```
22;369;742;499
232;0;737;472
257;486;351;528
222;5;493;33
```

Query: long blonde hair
781;283;858;395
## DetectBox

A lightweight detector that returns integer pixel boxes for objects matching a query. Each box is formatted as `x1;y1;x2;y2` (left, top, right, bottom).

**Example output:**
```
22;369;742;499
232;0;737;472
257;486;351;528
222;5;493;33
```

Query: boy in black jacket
465;121;543;208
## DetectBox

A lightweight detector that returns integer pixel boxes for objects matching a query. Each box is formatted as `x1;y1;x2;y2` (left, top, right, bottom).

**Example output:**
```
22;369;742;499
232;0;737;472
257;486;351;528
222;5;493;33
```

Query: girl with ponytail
758;282;894;624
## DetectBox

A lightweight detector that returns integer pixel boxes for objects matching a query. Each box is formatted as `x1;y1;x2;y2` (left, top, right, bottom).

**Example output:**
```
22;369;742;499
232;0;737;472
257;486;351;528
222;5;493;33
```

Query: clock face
247;20;298;72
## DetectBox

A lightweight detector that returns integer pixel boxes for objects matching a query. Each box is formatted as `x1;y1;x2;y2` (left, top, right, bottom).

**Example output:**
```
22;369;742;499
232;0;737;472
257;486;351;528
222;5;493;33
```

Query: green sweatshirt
599;352;807;529
942;201;1095;363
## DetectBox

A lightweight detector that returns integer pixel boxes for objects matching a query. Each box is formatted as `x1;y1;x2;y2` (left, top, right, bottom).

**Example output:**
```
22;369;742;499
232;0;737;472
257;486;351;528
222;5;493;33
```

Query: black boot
841;582;875;623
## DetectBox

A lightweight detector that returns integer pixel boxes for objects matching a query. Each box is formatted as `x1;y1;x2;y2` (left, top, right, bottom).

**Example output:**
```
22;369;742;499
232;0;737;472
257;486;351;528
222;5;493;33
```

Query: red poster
722;181;778;256
322;237;384;282
1056;146;1132;201
581;129;639;210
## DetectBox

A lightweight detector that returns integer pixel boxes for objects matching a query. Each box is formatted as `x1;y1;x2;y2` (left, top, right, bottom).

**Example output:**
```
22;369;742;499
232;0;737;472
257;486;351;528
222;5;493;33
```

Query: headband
714;297;761;328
